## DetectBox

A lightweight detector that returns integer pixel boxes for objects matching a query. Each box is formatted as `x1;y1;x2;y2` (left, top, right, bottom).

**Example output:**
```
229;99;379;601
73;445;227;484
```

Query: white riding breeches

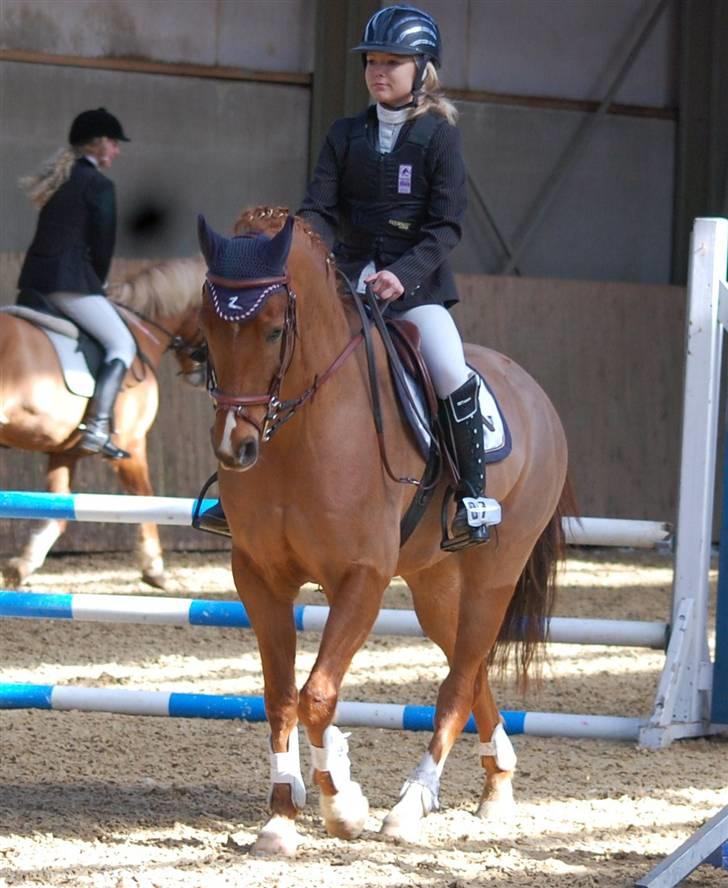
397;304;470;399
47;292;136;367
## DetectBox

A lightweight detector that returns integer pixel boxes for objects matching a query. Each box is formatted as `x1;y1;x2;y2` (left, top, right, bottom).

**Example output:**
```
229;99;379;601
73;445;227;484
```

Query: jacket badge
398;164;412;194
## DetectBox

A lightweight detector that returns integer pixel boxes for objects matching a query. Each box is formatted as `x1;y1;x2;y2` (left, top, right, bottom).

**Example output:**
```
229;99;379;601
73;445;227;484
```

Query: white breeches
397;304;470;399
47;292;136;367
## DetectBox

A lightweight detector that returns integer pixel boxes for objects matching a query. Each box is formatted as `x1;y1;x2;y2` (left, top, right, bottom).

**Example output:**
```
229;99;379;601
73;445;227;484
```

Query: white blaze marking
218;409;237;457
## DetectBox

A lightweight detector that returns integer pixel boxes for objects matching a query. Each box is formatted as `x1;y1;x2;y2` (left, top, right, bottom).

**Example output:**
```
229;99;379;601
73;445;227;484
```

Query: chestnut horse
0;257;206;589
198;207;568;855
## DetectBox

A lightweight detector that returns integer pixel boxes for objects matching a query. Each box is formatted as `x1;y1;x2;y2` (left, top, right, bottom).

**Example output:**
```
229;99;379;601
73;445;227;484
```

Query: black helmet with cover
68;108;131;146
351;5;441;67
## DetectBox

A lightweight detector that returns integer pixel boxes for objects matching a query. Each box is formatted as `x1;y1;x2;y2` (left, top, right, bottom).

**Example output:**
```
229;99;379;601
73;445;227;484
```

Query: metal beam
498;0;670;275
672;0;728;283
308;0;377;176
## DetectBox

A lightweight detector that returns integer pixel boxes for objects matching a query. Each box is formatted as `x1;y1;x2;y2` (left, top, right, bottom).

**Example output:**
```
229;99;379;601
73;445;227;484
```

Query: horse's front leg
112;438;166;589
231;550;304;857
4;453;75;587
299;567;388;841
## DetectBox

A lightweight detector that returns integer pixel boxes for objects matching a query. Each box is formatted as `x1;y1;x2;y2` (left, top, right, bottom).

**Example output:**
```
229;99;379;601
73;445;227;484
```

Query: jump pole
0;490;672;550
0;590;669;649
0;683;644;741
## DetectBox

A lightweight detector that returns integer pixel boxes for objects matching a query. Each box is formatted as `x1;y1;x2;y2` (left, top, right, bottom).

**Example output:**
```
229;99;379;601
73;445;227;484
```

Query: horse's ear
197;214;223;266
262;215;295;269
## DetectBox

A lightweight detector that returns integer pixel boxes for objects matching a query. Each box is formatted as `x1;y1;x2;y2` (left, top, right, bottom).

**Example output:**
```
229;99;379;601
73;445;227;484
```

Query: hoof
380;780;435;844
251;815;302;857
380;812;422;844
3;560;29;588
142;570;167;591
476;786;516;822
320;781;369;839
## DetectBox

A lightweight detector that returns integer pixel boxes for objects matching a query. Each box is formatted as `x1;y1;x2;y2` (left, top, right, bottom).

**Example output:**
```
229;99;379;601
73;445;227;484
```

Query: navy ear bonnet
197;214;294;321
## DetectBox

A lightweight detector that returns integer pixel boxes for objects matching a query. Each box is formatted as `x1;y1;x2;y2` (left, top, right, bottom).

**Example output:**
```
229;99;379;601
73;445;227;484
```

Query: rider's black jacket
19;157;117;296
298;106;466;312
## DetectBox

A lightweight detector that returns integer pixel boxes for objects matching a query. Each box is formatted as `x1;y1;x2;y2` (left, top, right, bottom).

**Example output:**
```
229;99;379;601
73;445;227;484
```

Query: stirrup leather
191;472;231;538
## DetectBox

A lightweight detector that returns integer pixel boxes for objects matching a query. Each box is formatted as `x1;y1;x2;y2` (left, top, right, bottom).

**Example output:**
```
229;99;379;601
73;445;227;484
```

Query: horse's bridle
204;273;362;442
121;306;208;368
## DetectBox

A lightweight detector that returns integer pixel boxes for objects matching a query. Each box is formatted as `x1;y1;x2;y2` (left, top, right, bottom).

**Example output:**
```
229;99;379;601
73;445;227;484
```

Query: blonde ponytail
18;147;77;208
410;62;459;125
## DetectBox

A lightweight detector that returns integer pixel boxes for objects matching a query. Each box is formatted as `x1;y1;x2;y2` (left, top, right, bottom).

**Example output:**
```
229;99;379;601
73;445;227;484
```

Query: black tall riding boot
78;358;130;460
441;375;491;551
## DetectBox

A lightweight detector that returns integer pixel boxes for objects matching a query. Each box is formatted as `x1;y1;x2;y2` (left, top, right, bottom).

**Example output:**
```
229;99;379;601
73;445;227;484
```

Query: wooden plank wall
1;253;687;556
452;274;686;524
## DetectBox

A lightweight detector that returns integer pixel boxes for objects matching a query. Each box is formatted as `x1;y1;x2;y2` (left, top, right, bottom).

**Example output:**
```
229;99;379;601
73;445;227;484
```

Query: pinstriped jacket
298;106;467;312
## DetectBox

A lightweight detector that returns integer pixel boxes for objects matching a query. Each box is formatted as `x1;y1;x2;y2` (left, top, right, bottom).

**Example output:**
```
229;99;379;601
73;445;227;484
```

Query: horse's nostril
239;438;258;465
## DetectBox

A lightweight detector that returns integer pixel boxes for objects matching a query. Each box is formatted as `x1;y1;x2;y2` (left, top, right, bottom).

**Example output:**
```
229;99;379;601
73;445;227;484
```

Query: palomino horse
0;257;206;589
197;207;568;855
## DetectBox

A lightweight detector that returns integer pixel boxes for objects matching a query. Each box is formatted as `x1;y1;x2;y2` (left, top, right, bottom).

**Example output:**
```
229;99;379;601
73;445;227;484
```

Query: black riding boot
193;501;231;538
78;358;130;460
441;375;491;551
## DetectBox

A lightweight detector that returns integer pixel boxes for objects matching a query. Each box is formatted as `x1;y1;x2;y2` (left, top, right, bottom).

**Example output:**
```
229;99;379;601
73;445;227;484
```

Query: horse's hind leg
382;555;516;841
3;453;75;587
471;667;518;822
112;438;166;589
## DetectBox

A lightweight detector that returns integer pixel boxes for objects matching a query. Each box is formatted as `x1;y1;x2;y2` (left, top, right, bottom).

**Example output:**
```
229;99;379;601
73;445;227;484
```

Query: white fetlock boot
253;728;307;857
381;752;442;843
310;725;369;839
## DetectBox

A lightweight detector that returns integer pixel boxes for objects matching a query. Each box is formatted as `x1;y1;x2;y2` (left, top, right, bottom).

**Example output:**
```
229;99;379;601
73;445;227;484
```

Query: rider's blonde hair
18;141;97;208
410;62;458;125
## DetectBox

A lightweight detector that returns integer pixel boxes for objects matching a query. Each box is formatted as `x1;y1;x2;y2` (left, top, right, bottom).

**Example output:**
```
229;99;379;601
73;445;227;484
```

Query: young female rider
18;107;135;460
298;5;494;550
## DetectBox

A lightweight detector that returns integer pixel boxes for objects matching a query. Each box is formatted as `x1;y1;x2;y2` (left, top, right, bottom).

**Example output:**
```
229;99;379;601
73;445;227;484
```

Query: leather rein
119;305;208;367
205;273;362;442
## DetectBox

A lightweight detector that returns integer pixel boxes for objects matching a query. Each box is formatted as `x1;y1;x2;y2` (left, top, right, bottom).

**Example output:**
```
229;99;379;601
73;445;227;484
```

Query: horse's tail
489;476;578;690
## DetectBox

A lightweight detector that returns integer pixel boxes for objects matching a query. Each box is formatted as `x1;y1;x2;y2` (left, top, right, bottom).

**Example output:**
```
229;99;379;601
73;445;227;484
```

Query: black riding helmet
351;5;441;100
68;108;131;146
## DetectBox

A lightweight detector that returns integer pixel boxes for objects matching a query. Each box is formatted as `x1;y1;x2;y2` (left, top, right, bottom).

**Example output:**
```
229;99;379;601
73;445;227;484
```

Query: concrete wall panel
1;61;311;258
457;102;675;282
0;0;314;72
389;0;678;107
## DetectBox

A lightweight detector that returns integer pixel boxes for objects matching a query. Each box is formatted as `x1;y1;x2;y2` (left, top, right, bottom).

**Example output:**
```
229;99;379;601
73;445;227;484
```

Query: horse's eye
266;328;283;343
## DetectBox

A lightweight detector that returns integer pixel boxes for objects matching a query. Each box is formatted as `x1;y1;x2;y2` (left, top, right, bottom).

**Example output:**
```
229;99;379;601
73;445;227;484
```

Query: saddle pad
1;306;97;398
1;305;78;339
396;367;511;464
44;330;95;398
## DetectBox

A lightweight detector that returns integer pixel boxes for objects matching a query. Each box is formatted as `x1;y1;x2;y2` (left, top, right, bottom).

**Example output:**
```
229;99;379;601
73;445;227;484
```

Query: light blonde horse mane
108;256;206;317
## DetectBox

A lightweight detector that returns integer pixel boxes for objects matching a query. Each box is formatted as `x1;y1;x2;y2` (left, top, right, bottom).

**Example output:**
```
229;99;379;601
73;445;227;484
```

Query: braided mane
234;206;334;274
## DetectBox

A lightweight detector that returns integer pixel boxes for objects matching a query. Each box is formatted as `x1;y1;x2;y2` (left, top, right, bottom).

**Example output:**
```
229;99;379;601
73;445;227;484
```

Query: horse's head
197;212;295;470
167;307;208;389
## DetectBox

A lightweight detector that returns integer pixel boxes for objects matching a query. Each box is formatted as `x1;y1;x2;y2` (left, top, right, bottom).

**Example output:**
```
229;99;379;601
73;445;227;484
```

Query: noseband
205;274;362;442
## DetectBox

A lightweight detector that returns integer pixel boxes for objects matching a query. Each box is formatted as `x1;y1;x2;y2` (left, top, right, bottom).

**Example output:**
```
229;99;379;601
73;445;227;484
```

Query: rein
205;279;363;442
119;305;207;366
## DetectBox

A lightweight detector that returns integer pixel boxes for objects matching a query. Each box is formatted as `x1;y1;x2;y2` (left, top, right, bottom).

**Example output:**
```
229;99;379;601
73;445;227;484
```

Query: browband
206;272;290;291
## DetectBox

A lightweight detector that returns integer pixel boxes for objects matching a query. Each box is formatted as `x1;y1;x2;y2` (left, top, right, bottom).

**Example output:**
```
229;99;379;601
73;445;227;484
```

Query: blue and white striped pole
0;591;669;648
0;684;645;741
0;491;673;549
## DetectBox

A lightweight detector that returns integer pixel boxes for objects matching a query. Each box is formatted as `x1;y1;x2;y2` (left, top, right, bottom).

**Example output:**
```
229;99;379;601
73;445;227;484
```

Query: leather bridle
204;274;362;442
